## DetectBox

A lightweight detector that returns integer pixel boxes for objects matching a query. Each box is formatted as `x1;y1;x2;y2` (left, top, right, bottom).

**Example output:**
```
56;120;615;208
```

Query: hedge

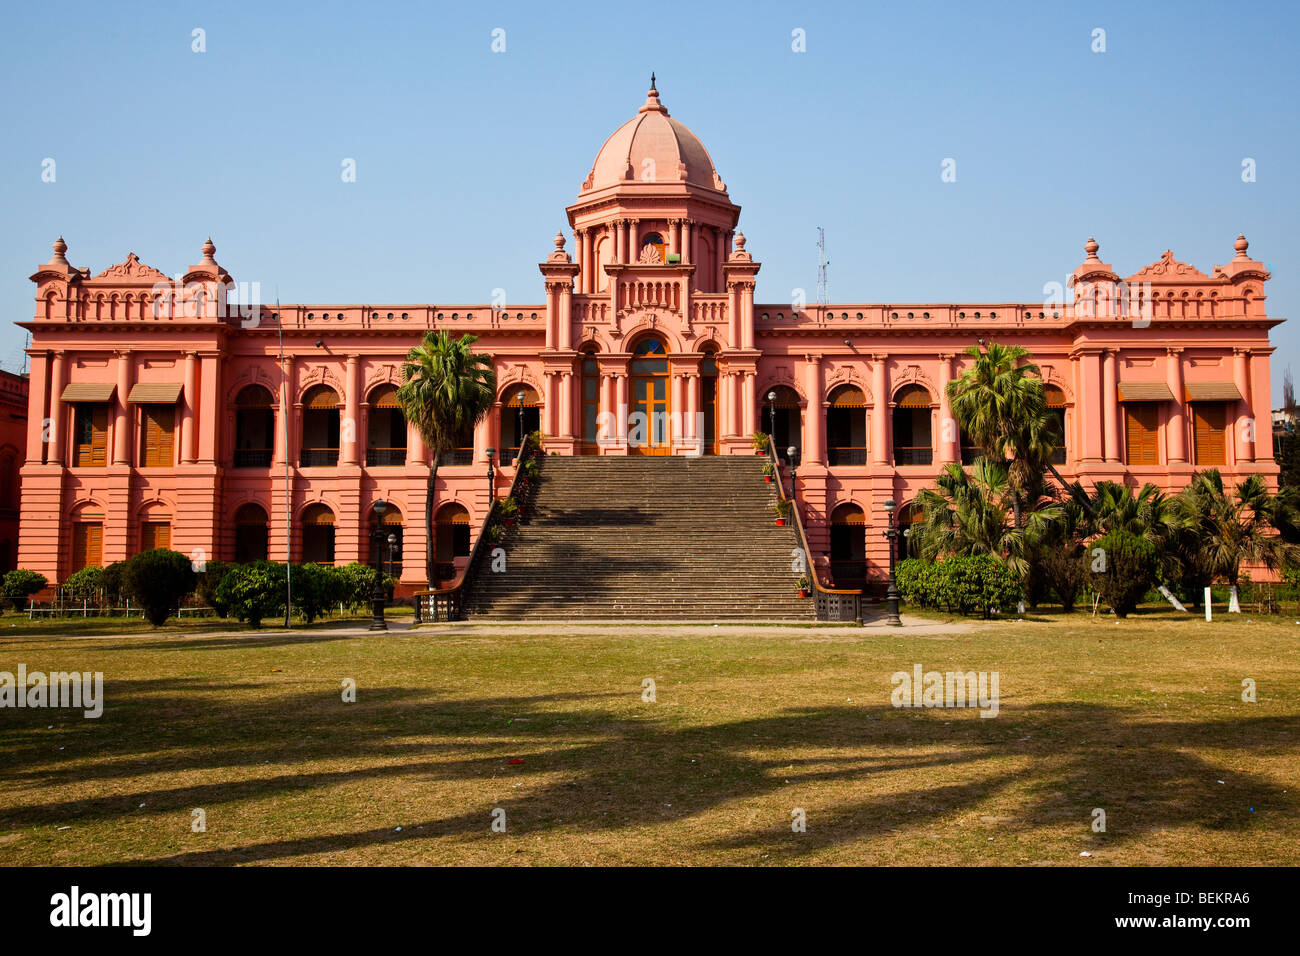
895;554;1020;618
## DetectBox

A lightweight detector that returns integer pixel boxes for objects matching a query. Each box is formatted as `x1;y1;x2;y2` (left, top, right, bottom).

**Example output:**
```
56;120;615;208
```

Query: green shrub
1;569;48;613
1039;545;1087;613
122;549;198;626
63;566;105;602
895;554;1018;618
337;562;380;610
1086;530;1157;618
293;563;348;623
100;561;127;606
215;561;287;627
195;560;234;617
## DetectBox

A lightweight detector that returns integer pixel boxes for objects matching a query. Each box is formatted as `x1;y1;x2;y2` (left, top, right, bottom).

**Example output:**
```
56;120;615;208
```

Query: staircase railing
767;441;863;623
413;434;542;622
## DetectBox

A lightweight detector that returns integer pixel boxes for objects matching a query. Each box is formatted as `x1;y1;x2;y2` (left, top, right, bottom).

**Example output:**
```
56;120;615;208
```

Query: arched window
830;503;866;588
1044;385;1067;465
639;232;666;263
138;503;172;553
369;503;403;577
367;385;409;467
897;502;922;562
700;351;719;456
500;386;540;466
580;349;601;453
434;503;471;583
826;385;866;466
233;385;275;468
763;386;802;462
300;503;336;565
300;386;340;467
234;503;269;563
893;385;933;465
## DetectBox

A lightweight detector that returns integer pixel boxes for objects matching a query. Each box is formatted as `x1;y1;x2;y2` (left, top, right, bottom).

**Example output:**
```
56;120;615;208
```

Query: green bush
215;561;287;627
894;554;1018;618
122;549;198;626
293;563;348;623
100;561;128;606
63;566;105;602
1086;530;1157;618
337;562;380;610
195;560;234;617
1;569;48;613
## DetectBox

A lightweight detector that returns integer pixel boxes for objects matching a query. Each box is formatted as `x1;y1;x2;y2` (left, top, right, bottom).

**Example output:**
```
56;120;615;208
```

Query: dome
581;80;727;195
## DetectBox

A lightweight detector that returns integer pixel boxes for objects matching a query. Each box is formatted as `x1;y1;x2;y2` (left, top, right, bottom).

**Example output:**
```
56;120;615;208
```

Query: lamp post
882;498;901;626
486;447;496;501
515;390;526;464
387;532;397;582
767;391;776;445
786;444;799;500
369;499;389;631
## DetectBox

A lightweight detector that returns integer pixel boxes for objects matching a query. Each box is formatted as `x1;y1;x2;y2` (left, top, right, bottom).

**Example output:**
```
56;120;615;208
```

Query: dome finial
1233;233;1249;258
1084;236;1100;259
650;71;656;92
201;237;217;264
49;236;69;265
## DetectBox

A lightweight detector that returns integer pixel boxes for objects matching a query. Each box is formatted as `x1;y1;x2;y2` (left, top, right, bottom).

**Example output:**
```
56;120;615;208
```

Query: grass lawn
1;609;1297;866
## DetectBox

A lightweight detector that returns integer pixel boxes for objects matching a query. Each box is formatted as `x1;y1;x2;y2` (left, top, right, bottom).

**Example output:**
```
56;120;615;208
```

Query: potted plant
500;496;520;527
752;431;771;455
522;458;540;481
487;522;504;543
762;461;775;483
773;499;791;526
796;574;811;598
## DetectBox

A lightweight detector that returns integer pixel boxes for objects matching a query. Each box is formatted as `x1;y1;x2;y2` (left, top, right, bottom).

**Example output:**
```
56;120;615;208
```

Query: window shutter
1193;403;1227;465
90;406;107;466
142;405;175;467
73;523;103;571
1125;405;1159;465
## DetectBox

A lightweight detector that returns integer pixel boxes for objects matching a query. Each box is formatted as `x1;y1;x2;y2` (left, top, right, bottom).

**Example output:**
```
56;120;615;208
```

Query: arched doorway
897;502;921;562
301;503;335;565
1044;385;1067;464
763;386;802;462
234;503;269;562
892;384;933;465
629;336;671;455
137;503;172;553
826;385;867;465
233;385;275;468
301;386;340;467
435;503;471;584
700;351;719;455
830;503;866;588
69;503;104;574
501;386;540;466
580;349;601;454
367;384;408;466
368;502;403;578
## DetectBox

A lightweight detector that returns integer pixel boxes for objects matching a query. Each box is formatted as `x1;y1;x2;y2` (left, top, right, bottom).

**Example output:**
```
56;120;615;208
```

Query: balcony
827;446;868;466
300;448;339;468
437;447;474;467
831;560;868;588
894;446;933;466
498;445;523;467
233;448;273;468
366;447;406;467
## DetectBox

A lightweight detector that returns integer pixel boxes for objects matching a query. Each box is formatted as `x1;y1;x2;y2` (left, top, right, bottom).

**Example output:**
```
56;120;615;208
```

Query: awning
1117;382;1175;402
60;383;116;402
127;382;183;404
1185;382;1244;402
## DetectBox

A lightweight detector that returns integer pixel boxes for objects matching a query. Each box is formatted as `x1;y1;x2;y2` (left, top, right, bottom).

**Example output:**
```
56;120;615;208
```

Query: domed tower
567;77;742;296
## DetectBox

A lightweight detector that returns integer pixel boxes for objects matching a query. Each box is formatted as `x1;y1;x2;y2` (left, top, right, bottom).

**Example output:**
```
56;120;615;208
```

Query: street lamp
767;391;776;445
369;499;389;631
786;444;799;499
387;532;397;583
881;498;902;627
486;447;496;501
515;390;526;464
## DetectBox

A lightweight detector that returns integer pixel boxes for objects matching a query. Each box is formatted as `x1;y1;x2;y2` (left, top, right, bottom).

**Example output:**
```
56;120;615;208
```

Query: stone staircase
464;455;817;621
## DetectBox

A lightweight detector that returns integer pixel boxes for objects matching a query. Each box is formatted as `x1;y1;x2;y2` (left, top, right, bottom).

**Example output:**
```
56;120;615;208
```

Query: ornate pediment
1129;250;1211;282
93;252;169;282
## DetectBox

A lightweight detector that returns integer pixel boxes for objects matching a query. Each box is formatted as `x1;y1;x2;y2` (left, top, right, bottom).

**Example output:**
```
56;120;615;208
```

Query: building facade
16;82;1283;592
0;369;27;573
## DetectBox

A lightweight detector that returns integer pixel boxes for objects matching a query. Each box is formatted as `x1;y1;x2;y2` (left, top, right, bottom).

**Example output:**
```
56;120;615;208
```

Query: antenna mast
816;227;829;308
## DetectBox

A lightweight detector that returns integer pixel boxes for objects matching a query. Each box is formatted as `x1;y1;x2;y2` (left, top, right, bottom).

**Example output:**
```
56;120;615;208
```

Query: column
668;219;680;259
558;282;573;352
48;351;66;466
682;221;692;265
342;356;360;465
739;281;755;350
937;353;955;464
1077;351;1103;463
615;373;628;450
24;350;49;464
581;229;593;294
729;372;742;438
1102;349;1119;463
671;372;685;448
181;352;198;464
1165;348;1186;464
1234;348;1254;463
406;420;426;465
686;372;700;449
559;371;574;439
741;370;756;437
273;356;294;466
600;373;615;451
870;355;889;465
198;352;220;464
615;220;626;264
801;355;823;465
114;351;133;465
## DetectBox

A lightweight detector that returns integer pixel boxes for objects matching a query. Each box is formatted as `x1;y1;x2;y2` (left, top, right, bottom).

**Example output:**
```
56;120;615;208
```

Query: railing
414;433;540;622
830;560;868;587
366;447;406;466
437;447;474;467
300;448;339;467
233;448;273;467
767;442;863;623
827;446;867;466
960;445;981;465
894;446;933;466
498;445;523;467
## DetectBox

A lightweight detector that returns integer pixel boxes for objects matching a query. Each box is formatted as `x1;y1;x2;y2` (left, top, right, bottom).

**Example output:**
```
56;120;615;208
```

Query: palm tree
396;331;497;585
910;459;1061;579
1173;470;1300;611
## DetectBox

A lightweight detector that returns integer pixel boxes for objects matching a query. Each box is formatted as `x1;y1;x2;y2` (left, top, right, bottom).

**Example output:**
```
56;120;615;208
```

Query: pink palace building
16;81;1283;594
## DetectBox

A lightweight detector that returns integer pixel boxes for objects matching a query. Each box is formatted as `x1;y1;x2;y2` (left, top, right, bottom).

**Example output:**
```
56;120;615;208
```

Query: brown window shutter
73;523;103;570
1193;403;1227;465
141;521;171;551
142;405;175;467
90;406;107;466
1125;405;1159;465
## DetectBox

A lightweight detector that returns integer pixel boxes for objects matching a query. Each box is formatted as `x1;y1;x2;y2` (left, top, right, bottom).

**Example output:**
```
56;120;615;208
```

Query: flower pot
504;517;517;527
797;588;810;598
775;517;785;526
764;475;773;483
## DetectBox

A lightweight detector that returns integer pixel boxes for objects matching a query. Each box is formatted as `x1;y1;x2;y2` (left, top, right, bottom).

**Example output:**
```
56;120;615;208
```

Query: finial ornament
554;230;565;251
650;72;656;91
201;237;217;263
50;236;68;264
1233;233;1249;258
1084;236;1100;258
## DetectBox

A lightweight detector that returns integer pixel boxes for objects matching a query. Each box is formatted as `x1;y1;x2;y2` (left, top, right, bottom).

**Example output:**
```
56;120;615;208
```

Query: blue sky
1;0;1295;402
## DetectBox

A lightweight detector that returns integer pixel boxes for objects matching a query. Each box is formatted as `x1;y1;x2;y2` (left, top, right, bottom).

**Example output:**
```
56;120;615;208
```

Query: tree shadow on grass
1;675;1294;864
